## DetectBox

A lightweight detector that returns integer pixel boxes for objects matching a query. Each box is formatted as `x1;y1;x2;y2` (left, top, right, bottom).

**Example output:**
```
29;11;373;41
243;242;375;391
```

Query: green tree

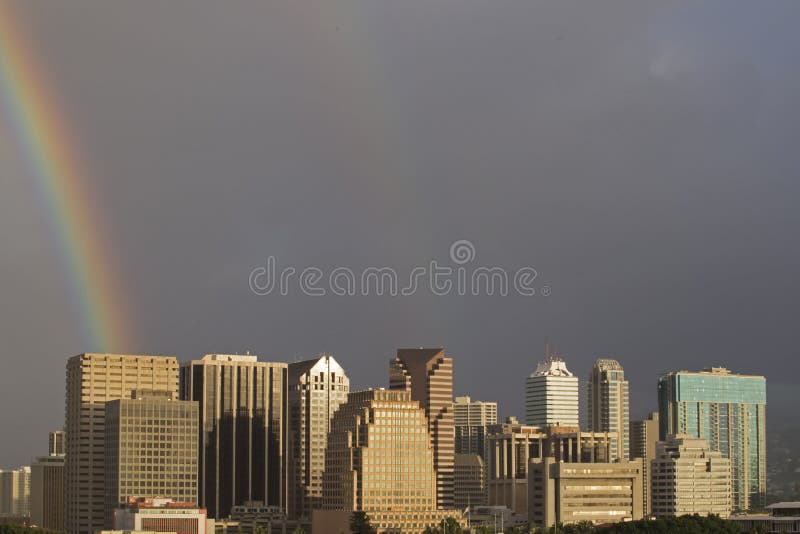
350;511;374;534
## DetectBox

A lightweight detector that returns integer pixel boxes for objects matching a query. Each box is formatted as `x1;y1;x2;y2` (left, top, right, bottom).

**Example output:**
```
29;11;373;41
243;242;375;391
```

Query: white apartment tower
287;354;349;520
525;347;579;427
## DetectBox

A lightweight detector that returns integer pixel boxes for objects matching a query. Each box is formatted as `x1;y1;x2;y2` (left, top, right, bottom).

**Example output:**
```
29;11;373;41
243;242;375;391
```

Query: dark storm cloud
1;0;799;466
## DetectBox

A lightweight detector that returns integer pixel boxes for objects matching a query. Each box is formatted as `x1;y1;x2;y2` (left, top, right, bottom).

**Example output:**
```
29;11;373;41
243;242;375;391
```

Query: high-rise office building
287;354;349;520
454;453;486;511
587;358;630;461
630;411;659;516
30;457;64;530
389;348;455;509
319;389;462;534
525;351;579;427
179;354;288;519
658;367;766;511
454;396;497;459
650;435;731;518
65;353;179;534
528;457;643;527
104;390;199;525
0;466;31;518
49;431;66;457
31;430;65;531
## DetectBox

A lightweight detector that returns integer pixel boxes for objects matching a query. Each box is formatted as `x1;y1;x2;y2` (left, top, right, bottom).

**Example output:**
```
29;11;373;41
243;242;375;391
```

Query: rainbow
0;1;133;352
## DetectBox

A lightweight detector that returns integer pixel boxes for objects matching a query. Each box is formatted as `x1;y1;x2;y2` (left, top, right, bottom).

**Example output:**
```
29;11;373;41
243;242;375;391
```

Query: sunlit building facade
587;358;629;461
390;348;455;509
104;390;199;525
658;367;765;511
321;389;463;533
287;354;349;519
525;356;579;427
65;353;179;534
650;435;731;518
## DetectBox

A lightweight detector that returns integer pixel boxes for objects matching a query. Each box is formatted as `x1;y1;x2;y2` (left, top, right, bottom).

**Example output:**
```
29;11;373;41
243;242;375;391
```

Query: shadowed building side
179;354;287;519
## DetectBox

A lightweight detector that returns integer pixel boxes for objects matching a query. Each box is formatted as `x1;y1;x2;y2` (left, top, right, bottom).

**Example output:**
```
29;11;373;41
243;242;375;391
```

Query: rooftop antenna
545;338;550;363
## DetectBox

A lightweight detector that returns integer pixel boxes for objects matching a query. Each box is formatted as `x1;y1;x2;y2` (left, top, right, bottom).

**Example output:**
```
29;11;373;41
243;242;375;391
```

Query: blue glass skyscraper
658;367;766;512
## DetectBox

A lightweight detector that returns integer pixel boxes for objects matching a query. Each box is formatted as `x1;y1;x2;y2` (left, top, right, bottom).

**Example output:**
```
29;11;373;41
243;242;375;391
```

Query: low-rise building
113;497;213;534
225;501;303;534
650;435;731;518
730;502;800;533
528;457;643;527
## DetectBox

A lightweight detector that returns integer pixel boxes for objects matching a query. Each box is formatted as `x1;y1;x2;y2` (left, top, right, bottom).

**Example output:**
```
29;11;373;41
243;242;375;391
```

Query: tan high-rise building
31;433;65;532
104;390;199;525
454;453;486;511
587;358;630;461
650;435;732;518
179;355;288;519
65;353;179;534
528;457;643;527
320;389;463;534
389;348;454;509
454;396;497;459
630;411;659;516
0;466;31;518
287;354;349;520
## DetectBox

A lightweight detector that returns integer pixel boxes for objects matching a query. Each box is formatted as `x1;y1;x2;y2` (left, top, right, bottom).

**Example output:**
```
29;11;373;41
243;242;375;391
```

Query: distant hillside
768;424;800;502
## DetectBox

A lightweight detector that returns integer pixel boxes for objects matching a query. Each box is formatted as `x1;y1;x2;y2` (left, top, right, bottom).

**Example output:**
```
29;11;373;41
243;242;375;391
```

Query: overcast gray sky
1;0;799;467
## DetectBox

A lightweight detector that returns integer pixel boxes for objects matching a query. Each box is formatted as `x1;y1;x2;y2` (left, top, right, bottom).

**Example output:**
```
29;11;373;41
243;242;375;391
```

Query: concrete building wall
528;457;643;527
650;435;732;518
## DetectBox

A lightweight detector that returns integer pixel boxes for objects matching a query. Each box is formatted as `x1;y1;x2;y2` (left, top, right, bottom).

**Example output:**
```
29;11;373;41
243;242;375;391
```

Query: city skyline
1;0;799;473
0;347;777;532
0;347;776;470
0;0;797;531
